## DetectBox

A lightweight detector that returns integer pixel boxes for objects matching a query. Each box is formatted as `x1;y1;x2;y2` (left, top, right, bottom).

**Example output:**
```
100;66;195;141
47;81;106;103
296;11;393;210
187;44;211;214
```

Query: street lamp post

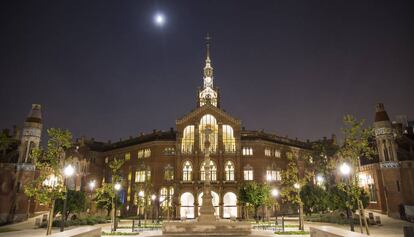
340;163;354;232
271;188;279;231
151;194;156;223
294;183;304;231
112;183;121;232
138;190;144;227
88;180;96;214
60;164;75;232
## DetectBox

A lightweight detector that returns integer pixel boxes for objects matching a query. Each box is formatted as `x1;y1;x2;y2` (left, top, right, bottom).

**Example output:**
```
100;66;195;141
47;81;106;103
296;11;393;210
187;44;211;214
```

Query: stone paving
0;212;413;237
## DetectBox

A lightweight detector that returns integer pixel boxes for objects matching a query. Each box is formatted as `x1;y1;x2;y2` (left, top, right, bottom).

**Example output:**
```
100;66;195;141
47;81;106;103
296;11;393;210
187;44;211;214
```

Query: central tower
198;34;220;108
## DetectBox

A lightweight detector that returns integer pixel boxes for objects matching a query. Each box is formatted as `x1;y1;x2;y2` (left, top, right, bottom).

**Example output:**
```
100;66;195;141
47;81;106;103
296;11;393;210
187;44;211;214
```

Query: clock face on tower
204;77;213;87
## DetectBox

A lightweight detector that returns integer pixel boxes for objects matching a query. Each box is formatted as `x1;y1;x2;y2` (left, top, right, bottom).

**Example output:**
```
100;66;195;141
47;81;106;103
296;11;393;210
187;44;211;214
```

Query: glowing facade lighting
114;183;121;191
316;174;324;184
43;175;59;188
340;163;351;176
151;194;157;201
64;164;75;177
271;188;279;197
294;183;300;189
138;190;144;197
89;180;96;190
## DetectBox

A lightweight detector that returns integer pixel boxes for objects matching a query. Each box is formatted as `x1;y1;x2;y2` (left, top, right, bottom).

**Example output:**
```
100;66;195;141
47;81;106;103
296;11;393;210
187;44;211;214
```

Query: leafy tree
54;190;87;220
329;184;369;213
339;115;376;168
338;115;376;233
300;184;329;215
95;184;121;216
24;128;72;235
280;151;312;230
238;182;272;222
311;139;339;187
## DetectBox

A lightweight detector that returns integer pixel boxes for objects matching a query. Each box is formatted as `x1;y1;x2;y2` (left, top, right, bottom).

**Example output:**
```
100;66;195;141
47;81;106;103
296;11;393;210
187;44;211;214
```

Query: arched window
181;125;195;154
266;165;281;181
160;187;174;207
180;192;195;218
199;114;218;153
135;166;151;183
200;160;217;181
183;161;192;181
223;192;237;218
164;164;174;181
243;165;253;181
223;125;236;153
225;161;235;181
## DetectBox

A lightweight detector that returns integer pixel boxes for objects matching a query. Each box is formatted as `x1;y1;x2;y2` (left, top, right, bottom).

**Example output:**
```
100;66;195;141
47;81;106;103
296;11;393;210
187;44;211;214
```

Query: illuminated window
274;150;281;158
125;153;131;161
160;187;174;207
242;147;253;156
265;148;272;157
223;125;236;153
164;147;175;155
105;157;109;163
138;148;151;159
199;114;218;153
164;165;174;181
368;184;377;202
181;126;195;154
286;152;293;159
200;160;217;181
183;161;193;181
135;169;151;182
243;165;253;180
266;169;281;181
225;161;235;181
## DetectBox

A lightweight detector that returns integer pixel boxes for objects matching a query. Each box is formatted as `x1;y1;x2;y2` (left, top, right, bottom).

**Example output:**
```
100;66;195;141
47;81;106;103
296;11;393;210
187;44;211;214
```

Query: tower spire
204;33;213;78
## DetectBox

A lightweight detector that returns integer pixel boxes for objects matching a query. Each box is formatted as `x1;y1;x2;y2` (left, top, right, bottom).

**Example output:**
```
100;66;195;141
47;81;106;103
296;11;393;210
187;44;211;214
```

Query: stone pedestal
162;220;251;236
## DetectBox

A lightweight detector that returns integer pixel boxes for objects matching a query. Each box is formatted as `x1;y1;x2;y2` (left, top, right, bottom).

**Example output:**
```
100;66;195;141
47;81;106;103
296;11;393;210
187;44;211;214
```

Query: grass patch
102;231;138;235
275;230;309;235
0;228;18;233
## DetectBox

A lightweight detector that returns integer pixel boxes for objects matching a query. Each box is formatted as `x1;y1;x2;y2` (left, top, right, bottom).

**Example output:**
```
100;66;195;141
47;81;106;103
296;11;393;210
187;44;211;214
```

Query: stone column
198;126;216;222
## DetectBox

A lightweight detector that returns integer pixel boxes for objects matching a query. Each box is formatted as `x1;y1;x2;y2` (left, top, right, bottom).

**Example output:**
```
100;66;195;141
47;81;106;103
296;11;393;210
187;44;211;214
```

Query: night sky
1;1;413;142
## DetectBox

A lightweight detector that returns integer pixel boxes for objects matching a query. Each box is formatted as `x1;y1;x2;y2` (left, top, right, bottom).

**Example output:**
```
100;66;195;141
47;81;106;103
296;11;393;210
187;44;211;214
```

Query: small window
164;147;176;156
135;169;151;182
125;153;131;161
183;161;192;181
242;147;253;156
274;150;281;158
243;165;253;180
138;148;151;159
265;148;272;157
164;165;174;181
266;170;281;181
396;180;400;192
105;157;109;163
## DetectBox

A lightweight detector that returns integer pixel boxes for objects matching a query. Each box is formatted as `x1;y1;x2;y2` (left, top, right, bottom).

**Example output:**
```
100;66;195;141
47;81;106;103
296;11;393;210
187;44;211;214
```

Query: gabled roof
240;130;312;150
176;103;241;125
80;130;176;152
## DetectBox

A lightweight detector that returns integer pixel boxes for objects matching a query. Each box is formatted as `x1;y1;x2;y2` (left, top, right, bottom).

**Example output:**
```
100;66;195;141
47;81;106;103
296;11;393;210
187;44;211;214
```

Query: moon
154;13;165;26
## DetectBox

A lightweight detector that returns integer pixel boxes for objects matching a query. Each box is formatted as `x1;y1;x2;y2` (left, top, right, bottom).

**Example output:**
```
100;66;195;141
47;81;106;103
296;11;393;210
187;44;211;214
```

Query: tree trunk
299;202;304;231
46;200;55;235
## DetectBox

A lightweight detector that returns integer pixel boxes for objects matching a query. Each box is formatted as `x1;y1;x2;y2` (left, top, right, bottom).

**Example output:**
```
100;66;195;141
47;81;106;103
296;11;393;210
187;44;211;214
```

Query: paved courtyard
0;212;413;237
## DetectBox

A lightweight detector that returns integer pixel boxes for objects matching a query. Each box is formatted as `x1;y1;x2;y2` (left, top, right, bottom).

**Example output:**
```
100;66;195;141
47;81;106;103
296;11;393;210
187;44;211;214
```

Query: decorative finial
205;33;211;60
203;33;213;78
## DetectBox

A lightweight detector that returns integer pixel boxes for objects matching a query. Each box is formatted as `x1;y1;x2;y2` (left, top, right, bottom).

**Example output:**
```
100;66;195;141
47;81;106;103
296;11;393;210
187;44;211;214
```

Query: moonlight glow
154;13;165;26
